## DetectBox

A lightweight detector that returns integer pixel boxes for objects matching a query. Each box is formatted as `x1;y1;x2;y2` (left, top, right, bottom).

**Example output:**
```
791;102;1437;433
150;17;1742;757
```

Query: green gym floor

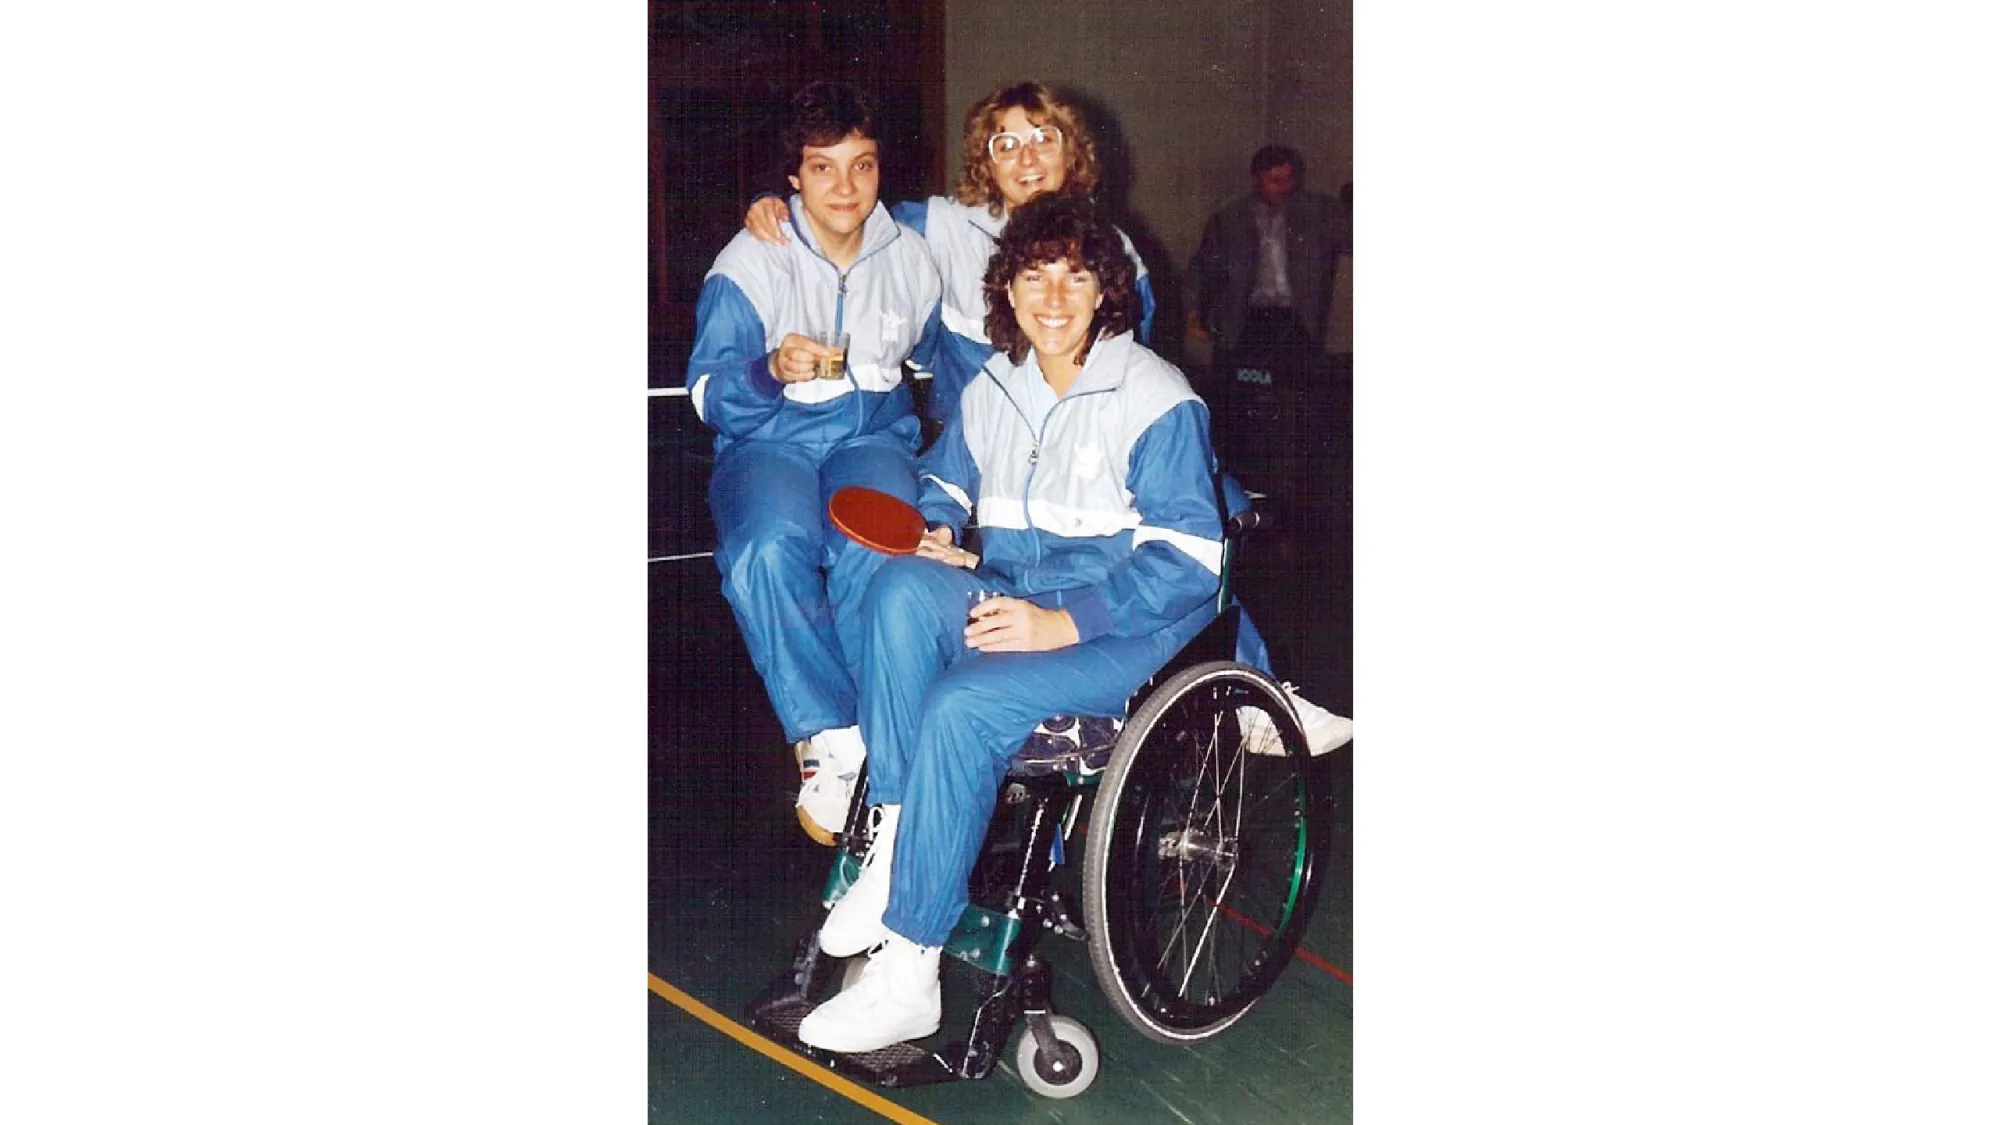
649;364;1352;1124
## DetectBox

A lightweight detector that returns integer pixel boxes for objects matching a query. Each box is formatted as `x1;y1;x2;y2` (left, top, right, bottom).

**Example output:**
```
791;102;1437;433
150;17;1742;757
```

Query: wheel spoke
1087;665;1322;1040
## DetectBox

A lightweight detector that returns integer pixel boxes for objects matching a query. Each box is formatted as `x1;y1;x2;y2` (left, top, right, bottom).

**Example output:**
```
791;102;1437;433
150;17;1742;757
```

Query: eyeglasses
986;124;1063;164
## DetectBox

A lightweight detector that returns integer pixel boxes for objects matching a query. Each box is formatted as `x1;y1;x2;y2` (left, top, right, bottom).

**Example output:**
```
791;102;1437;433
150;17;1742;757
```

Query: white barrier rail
647;371;1256;567
649;369;931;399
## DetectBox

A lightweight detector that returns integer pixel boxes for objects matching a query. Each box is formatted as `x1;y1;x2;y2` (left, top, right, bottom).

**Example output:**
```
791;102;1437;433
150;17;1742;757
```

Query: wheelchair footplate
745;730;1111;1097
744;934;1051;1089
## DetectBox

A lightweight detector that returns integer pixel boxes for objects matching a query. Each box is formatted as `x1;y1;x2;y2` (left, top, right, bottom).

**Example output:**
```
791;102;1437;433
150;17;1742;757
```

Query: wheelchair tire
1013;1015;1099;1099
1082;661;1323;1043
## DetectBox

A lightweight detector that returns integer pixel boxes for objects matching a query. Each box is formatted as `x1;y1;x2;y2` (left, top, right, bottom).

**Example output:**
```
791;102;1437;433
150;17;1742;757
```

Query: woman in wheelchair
795;195;1230;1054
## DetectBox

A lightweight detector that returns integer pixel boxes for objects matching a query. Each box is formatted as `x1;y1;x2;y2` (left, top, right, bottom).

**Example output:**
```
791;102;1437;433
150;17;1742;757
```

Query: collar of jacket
959;199;1007;241
784;195;903;265
992;330;1137;400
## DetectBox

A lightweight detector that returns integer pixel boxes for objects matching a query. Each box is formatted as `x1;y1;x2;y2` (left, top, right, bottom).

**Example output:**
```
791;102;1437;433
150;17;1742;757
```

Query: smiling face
989;106;1068;212
1008;255;1102;367
789;132;880;254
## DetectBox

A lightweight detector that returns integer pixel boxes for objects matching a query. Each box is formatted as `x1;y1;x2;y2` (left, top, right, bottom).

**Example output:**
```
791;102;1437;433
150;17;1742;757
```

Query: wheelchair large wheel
1082;661;1322;1043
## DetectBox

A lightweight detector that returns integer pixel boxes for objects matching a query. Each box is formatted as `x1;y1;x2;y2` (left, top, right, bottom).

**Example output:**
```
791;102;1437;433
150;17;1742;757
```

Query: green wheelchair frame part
817;781;1097;979
821;859;1032;977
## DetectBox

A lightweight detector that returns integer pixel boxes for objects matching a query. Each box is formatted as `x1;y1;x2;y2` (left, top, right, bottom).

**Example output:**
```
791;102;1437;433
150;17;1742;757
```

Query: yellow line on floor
647;972;947;1125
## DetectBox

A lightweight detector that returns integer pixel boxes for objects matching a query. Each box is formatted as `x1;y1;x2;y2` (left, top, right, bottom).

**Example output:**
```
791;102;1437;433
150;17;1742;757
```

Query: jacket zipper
1018;384;1112;573
796;206;895;430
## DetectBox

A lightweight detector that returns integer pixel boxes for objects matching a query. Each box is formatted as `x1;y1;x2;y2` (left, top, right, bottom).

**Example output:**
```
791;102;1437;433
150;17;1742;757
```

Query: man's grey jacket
1186;188;1352;353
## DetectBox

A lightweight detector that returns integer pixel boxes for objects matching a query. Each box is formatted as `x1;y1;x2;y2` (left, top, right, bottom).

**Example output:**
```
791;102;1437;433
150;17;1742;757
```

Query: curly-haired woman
797;195;1219;1054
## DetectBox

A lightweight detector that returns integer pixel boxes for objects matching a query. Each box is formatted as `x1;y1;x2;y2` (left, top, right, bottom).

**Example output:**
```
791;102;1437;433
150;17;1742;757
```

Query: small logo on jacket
879;309;906;346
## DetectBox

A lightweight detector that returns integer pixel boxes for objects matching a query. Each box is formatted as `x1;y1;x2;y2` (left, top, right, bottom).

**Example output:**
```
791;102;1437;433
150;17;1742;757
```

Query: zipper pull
1028;443;1040;464
838;272;848;297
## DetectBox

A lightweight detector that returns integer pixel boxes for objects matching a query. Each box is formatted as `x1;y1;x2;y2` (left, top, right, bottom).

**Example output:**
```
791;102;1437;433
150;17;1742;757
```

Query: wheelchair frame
745;520;1332;1098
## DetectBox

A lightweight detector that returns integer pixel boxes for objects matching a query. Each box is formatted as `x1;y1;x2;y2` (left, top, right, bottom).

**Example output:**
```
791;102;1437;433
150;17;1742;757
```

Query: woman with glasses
746;81;1155;430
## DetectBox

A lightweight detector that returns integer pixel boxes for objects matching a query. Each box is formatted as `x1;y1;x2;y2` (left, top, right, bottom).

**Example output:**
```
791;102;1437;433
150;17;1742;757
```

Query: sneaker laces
834;940;892;1003
861;807;887;862
852;805;898;873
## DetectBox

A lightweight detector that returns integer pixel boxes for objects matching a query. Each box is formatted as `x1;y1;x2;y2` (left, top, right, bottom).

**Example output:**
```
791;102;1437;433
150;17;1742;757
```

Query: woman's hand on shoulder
746;196;791;245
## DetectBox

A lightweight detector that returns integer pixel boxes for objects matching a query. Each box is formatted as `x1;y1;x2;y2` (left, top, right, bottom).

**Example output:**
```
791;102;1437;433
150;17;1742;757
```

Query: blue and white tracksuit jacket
855;331;1223;946
891;195;1275;674
890;197;1155;429
687;197;944;744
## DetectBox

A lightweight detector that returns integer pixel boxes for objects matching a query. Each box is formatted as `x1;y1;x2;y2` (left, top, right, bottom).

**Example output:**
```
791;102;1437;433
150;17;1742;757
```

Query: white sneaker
797;933;942;1054
819;804;898;957
1241;684;1353;757
797;726;866;846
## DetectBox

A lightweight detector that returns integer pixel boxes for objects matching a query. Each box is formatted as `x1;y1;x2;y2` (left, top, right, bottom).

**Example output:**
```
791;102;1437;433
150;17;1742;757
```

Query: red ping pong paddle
828;486;927;555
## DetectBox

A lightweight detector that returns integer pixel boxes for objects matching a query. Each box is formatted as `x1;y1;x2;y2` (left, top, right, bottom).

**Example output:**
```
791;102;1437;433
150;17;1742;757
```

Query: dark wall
650;0;945;386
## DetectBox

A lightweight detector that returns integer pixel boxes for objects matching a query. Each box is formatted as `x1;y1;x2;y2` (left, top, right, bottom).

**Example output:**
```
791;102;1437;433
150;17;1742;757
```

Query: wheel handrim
1104;677;1315;1030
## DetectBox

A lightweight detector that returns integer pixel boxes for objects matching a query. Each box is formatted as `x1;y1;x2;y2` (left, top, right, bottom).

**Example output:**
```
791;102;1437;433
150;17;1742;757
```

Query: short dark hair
782;82;879;171
1251;144;1303;177
982;195;1139;367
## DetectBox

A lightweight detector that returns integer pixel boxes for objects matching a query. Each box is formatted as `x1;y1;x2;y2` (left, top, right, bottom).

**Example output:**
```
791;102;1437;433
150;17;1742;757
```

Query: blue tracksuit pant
709;430;918;743
857;556;1190;948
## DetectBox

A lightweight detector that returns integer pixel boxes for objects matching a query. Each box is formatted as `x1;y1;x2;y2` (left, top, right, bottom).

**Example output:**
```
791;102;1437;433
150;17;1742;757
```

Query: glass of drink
815;330;850;381
965;589;997;647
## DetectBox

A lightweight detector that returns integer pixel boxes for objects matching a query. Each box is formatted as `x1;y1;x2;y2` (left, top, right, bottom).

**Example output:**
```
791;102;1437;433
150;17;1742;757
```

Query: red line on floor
1212;901;1353;984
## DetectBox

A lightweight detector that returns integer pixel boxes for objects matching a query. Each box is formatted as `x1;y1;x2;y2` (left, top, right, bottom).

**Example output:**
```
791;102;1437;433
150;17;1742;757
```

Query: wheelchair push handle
1225;507;1269;540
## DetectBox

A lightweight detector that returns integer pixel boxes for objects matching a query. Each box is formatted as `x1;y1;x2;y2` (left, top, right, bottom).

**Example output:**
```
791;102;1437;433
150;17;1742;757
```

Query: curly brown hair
953;82;1098;218
982;195;1139;368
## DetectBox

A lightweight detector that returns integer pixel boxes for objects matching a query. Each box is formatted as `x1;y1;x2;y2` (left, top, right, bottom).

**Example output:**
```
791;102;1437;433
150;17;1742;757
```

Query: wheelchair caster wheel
1014;1015;1099;1099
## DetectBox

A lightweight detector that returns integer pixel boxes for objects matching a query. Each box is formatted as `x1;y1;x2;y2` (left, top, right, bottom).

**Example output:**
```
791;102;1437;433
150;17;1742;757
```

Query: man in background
1185;144;1350;489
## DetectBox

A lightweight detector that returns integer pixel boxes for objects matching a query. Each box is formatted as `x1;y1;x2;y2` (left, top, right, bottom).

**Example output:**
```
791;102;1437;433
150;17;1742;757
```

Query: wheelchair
745;508;1332;1099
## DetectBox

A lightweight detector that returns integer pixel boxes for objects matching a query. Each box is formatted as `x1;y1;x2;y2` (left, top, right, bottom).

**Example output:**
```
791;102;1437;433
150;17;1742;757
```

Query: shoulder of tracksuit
888;197;929;236
907;198;999;426
1112;225;1157;342
684;231;789;429
915;405;979;534
880;211;945;375
1064;340;1223;641
702;229;792;325
876;209;943;299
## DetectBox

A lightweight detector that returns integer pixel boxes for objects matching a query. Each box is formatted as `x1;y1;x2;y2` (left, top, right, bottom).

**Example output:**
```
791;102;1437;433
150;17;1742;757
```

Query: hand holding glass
814;330;850;381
